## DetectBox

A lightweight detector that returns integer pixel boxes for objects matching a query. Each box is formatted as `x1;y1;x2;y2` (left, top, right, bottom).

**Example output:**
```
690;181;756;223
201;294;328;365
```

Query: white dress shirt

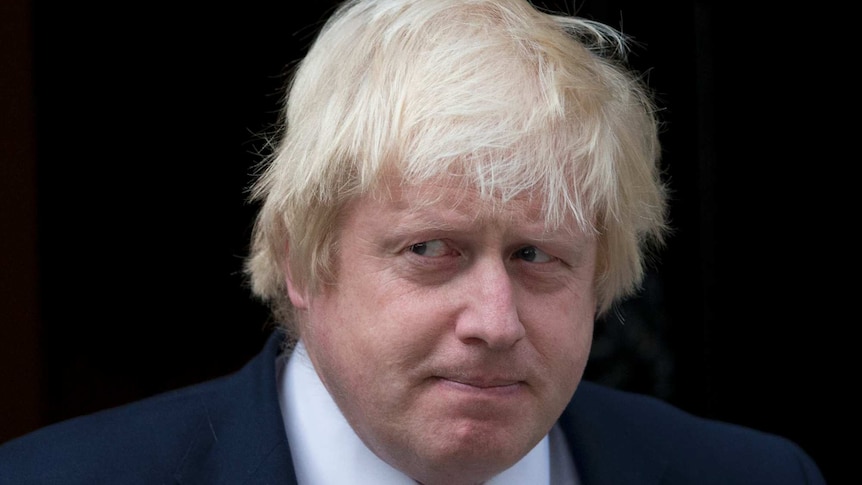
277;341;579;484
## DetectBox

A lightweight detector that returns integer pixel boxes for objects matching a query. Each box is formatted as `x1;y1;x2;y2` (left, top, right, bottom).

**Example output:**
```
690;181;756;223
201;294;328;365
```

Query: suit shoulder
0;333;288;485
564;381;826;484
0;375;230;484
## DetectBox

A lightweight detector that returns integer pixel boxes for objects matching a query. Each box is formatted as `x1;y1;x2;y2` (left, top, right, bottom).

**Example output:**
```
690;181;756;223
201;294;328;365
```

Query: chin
406;421;539;482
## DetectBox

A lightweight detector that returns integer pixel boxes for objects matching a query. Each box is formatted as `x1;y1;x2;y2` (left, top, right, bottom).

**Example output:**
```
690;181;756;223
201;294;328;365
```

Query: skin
287;177;597;485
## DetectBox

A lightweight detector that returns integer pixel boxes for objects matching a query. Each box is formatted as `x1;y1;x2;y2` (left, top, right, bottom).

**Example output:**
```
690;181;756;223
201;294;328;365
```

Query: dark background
1;0;848;482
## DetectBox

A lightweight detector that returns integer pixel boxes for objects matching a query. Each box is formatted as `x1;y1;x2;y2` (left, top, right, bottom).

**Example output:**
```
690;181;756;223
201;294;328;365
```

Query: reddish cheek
533;304;593;357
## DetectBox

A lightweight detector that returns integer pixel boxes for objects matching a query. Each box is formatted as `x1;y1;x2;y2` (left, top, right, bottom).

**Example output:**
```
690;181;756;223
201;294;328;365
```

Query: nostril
454;308;525;350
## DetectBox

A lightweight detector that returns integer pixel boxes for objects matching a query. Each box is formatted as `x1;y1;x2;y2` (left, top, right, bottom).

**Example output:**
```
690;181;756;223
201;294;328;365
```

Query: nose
454;257;526;349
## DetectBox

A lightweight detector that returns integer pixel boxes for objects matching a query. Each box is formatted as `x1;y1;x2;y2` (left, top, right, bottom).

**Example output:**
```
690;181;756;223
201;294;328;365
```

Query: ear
284;242;310;310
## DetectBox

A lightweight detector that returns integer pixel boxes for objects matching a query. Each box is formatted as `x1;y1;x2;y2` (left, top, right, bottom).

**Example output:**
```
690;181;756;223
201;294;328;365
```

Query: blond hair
246;0;668;336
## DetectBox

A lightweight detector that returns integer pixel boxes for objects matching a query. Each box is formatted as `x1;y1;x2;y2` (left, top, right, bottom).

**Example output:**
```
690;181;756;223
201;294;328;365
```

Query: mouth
434;376;525;395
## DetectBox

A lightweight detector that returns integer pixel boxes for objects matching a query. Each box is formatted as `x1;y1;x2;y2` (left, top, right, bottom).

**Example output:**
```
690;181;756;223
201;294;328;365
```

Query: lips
423;360;531;390
431;371;528;395
441;376;523;388
417;355;533;393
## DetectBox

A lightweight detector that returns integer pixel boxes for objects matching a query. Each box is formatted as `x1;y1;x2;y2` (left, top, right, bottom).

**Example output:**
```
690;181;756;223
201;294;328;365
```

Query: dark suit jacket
0;331;826;484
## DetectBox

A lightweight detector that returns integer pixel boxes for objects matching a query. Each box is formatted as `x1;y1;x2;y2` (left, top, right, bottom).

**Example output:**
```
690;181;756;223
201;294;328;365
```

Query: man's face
288;177;596;484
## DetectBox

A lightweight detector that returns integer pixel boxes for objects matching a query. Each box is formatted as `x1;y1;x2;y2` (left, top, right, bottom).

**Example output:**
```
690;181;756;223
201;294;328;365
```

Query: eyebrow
393;206;586;243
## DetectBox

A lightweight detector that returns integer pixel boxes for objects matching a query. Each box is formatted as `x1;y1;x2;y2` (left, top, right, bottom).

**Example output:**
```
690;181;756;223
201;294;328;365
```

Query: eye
408;239;451;258
513;246;553;263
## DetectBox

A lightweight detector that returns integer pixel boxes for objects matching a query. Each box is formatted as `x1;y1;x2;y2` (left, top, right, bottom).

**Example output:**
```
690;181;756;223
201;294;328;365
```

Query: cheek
545;315;593;367
302;301;382;415
301;289;367;381
301;285;438;434
526;293;595;378
301;277;428;389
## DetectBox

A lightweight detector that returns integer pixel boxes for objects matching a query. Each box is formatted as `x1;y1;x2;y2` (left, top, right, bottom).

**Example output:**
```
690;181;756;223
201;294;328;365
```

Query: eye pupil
520;247;536;261
410;242;427;255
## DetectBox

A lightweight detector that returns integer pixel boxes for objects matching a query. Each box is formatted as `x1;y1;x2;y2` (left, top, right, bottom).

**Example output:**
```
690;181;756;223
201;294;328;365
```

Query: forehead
355;175;585;238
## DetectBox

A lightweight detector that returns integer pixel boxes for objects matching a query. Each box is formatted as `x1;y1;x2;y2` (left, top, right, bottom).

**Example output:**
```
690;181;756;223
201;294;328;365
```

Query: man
0;0;826;483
